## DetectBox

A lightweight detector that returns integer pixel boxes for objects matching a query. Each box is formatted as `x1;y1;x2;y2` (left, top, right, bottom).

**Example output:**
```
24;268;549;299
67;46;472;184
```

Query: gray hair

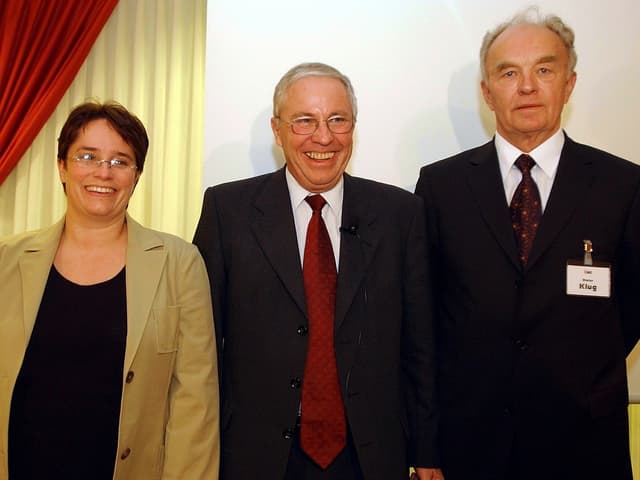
480;6;577;82
272;62;358;119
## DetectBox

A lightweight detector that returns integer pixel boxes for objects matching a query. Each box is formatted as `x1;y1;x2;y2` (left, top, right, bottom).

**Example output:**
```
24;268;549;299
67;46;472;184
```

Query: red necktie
300;195;346;469
510;154;542;265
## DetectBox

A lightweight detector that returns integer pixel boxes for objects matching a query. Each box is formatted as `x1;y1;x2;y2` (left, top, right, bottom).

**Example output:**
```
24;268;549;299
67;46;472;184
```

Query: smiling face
58;118;140;224
481;23;576;151
271;76;354;193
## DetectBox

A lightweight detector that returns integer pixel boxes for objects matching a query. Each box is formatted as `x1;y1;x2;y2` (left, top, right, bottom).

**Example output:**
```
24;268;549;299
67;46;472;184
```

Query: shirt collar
285;167;344;215
496;129;565;180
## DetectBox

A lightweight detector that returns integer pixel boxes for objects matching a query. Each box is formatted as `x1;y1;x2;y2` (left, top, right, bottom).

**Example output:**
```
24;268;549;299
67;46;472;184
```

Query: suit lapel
124;215;166;372
18;219;64;342
335;175;379;330
465;141;521;269
526;136;594;269
250;169;307;317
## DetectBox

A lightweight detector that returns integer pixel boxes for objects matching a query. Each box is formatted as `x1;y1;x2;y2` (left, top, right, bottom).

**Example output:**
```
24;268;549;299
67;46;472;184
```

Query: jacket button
120;447;131;460
126;371;135;383
282;428;295;440
290;377;302;389
297;325;308;336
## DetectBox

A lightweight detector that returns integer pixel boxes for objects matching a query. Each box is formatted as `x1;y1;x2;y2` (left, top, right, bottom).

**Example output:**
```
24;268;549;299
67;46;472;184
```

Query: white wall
203;0;640;396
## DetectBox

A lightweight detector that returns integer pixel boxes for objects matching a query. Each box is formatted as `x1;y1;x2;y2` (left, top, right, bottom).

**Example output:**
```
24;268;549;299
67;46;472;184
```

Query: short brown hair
57;101;149;172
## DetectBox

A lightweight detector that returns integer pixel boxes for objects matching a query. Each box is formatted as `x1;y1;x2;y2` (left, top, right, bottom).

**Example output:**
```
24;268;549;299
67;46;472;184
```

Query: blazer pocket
154;306;180;353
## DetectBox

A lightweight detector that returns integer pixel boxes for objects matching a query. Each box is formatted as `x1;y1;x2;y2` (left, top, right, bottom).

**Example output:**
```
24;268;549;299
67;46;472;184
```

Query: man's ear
564;71;577;104
481;80;496;112
271;117;283;147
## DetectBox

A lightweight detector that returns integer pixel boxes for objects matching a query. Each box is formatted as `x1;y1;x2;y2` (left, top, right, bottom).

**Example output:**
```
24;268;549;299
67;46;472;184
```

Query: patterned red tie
300;195;346;469
510;154;542;265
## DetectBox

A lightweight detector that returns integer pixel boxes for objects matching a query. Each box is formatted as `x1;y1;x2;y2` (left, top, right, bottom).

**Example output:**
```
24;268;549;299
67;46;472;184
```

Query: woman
0;102;219;479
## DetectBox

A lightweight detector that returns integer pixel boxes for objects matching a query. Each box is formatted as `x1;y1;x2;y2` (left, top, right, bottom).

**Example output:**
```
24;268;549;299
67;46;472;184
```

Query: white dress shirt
496;128;565;212
286;167;343;271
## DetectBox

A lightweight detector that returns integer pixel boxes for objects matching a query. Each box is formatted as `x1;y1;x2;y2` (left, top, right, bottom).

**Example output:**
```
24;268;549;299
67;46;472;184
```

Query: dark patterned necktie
510;154;542;265
300;195;346;469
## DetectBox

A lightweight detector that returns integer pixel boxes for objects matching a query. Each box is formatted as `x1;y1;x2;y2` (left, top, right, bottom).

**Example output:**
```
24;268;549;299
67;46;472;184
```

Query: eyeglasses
278;115;354;135
70;152;138;172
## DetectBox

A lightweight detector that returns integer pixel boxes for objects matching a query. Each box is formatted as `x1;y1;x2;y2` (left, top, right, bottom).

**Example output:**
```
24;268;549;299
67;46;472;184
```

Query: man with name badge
415;7;640;480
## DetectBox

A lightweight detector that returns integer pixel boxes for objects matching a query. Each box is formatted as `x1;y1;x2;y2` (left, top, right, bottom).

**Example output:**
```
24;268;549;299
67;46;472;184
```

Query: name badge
566;240;611;298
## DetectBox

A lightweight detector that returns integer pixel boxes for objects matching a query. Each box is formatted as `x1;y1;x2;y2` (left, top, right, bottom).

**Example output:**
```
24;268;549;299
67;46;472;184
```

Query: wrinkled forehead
280;76;352;115
489;23;567;62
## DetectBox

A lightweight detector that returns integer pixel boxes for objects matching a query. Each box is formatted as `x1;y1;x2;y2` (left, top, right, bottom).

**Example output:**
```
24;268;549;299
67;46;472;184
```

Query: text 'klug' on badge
566;240;611;298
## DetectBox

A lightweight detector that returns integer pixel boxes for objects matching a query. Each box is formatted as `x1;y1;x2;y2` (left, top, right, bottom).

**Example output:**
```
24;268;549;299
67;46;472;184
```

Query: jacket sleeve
403;191;440;467
193;187;226;368
618;176;640;355
162;244;220;479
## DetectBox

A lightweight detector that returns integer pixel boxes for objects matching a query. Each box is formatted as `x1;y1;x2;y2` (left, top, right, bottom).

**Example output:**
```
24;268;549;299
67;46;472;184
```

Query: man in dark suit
194;63;442;480
415;8;640;480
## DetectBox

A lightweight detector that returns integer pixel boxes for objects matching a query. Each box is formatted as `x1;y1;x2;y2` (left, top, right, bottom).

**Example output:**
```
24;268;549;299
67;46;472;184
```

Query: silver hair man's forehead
272;62;358;119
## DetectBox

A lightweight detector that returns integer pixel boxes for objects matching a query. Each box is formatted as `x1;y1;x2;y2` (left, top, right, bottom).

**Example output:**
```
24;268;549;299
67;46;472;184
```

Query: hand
411;467;445;480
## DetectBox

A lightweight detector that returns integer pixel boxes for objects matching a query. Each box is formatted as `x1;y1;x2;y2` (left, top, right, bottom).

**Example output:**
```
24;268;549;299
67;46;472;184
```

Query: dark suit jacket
415;135;640;480
193;169;438;480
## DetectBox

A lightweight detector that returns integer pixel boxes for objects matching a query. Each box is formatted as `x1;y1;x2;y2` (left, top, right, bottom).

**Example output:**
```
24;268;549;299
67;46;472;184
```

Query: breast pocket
153;306;180;353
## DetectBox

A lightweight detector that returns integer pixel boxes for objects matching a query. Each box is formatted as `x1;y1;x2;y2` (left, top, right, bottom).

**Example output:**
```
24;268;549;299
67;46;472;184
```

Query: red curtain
0;0;119;185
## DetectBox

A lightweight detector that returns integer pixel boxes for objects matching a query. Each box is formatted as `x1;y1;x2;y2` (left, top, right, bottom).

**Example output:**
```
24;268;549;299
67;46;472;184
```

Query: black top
9;266;127;480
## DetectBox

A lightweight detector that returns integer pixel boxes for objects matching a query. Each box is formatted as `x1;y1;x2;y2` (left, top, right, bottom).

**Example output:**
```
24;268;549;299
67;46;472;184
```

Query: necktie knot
515;154;536;175
306;194;327;212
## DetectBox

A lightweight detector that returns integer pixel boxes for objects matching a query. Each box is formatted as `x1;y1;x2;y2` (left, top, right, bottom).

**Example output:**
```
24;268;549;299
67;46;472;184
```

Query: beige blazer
0;215;219;479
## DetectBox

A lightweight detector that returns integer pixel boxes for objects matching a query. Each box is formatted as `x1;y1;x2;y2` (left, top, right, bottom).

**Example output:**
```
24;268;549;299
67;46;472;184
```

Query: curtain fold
0;0;206;239
0;0;119;185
